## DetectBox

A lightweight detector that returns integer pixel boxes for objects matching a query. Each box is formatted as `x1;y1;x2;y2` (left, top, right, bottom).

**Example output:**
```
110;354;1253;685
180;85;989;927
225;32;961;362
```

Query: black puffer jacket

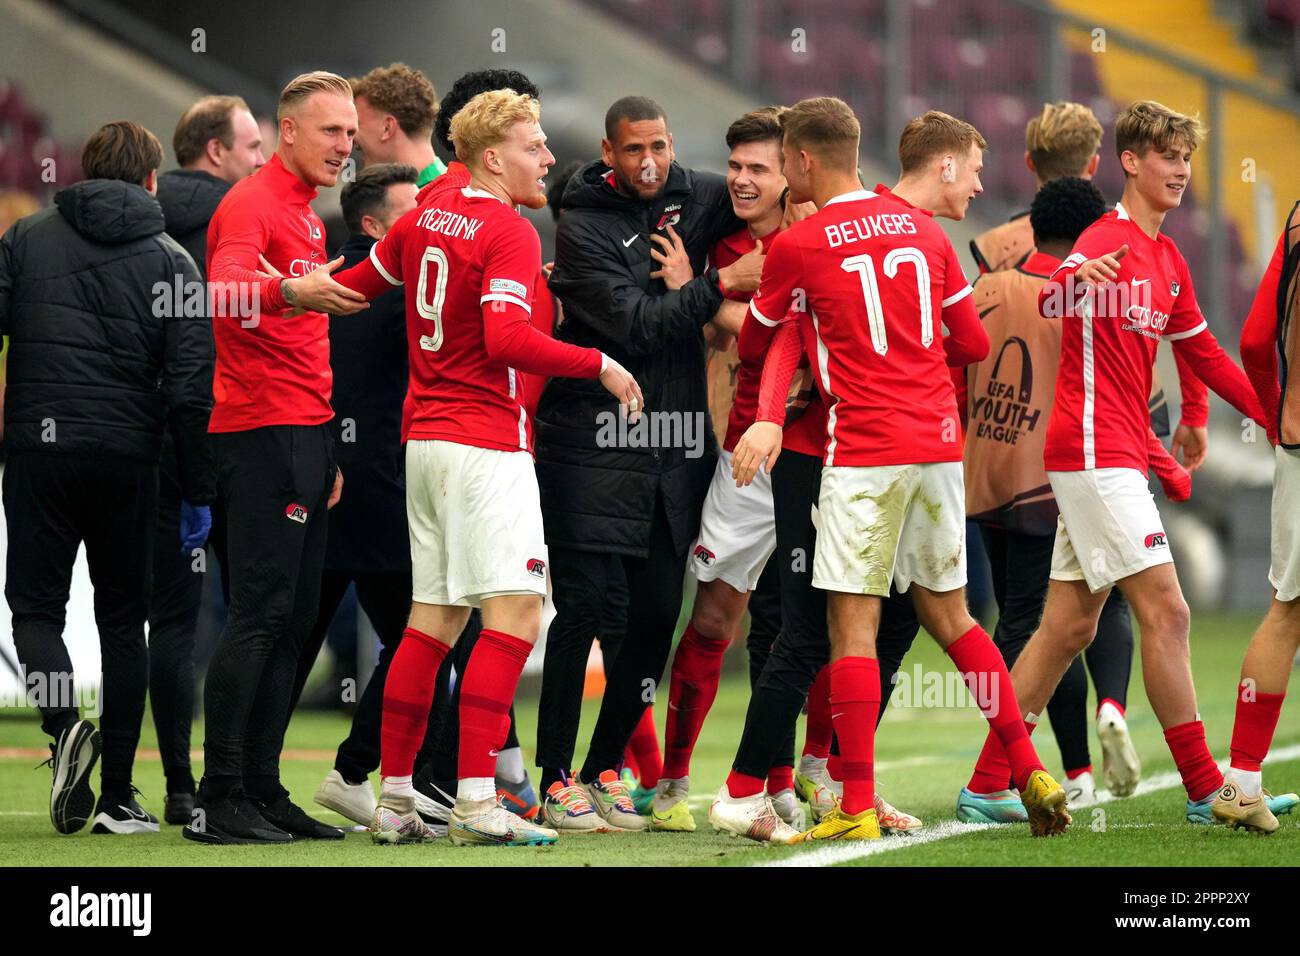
0;179;215;503
536;160;741;557
156;168;230;279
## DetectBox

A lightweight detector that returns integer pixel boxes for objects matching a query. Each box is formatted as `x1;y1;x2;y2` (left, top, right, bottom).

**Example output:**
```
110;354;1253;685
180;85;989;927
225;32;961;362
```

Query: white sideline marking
758;742;1300;868
762;819;993;866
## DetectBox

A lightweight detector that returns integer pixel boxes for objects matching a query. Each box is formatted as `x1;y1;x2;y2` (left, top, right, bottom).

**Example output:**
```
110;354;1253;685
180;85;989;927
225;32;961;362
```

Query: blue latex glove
179;501;212;553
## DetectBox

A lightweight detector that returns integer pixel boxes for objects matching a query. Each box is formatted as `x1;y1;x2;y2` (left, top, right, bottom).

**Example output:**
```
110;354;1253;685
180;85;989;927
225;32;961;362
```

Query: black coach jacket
156;168;230;279
535;159;741;557
324;233;409;574
0;179;215;503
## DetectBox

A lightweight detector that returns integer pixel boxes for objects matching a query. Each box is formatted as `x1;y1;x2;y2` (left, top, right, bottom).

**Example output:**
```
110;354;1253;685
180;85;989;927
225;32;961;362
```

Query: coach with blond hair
189;70;369;846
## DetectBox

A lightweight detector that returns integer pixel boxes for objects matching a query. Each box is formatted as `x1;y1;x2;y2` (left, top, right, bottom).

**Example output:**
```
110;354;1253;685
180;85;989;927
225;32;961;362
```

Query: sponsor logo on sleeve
693;544;716;566
490;277;529;299
1144;531;1167;550
526;558;546;577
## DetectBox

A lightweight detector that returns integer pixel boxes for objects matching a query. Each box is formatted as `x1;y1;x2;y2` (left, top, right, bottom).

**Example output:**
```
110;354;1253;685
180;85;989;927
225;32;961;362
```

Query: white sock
496;746;525;784
652;776;688;811
799;754;828;777
457;776;495;804
1229;767;1263;799
381;774;414;799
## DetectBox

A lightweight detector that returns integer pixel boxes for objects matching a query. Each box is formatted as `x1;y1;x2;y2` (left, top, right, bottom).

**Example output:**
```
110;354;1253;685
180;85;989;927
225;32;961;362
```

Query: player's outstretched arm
732;318;802;487
940;292;990;367
1037;240;1129;316
1239;232;1285;445
1169;349;1209;471
330;256;402;303
279;256;369;315
1169;328;1266;430
209;218;293;313
1147;428;1192;502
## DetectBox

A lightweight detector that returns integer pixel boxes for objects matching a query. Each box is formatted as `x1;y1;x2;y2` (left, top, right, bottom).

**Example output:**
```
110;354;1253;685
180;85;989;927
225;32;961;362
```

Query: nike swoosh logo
978;305;999;319
489;750;499;757
623;234;639;247
832;712;846;719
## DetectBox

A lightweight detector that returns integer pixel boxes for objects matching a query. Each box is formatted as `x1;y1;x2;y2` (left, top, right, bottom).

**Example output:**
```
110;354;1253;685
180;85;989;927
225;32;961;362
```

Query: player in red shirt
187;71;374;846
963;101;1277;825
647;107;797;831
1211;209;1300;832
721;100;1067;841
330;89;641;846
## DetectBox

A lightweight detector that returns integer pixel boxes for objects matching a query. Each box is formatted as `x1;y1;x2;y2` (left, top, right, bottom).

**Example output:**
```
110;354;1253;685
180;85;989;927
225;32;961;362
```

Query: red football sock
662;624;730;779
803;665;833;758
827;752;843;782
830;657;881;816
967;729;1013;794
627;705;662;787
767;765;794;795
966;720;1040;793
1164;720;1223;802
1065;765;1093;780
725;769;765;798
457;629;532;781
1230;683;1286;773
948;625;1043;791
380;627;451;778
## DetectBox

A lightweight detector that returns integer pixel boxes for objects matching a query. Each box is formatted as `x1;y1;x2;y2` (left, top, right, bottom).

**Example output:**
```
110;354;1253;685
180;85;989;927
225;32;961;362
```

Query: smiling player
962;101;1278;826
329;89;643;846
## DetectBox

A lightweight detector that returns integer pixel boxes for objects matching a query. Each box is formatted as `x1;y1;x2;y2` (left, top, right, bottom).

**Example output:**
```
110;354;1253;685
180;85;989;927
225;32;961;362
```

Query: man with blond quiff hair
188;69;371;846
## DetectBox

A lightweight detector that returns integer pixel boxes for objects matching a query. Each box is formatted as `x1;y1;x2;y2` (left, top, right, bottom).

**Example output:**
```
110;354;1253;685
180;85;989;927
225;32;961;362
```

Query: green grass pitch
1;612;1296;866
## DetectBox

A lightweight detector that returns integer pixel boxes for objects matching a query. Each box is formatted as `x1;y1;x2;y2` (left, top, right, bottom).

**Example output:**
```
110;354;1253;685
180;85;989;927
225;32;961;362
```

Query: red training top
206;153;332;432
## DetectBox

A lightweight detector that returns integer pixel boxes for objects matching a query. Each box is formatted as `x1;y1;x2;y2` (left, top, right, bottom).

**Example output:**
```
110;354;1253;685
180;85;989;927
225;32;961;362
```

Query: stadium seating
579;0;1260;332
0;78;82;194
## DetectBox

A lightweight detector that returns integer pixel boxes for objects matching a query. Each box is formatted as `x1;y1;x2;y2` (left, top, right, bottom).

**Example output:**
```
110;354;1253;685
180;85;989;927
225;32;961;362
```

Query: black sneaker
412;773;456;833
164;792;196;826
42;720;101;835
182;788;292;845
92;788;160;834
250;791;345;840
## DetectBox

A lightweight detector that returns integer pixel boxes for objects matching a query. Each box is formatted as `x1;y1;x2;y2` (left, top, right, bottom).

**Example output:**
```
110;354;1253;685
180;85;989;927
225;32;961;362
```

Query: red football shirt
206;154;332;432
339;184;602;453
1041;203;1211;472
1240;230;1285;445
713;224;781;452
749;187;977;466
